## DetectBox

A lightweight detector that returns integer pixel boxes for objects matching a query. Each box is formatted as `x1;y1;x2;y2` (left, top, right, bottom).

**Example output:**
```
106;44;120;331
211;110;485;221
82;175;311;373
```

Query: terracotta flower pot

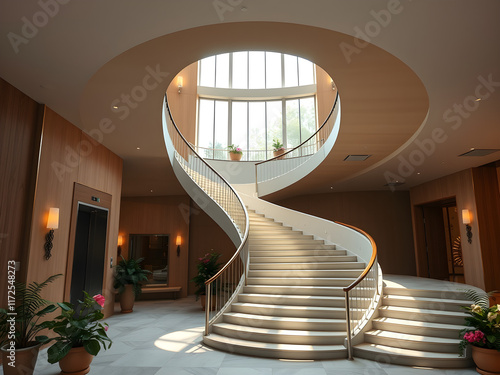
1;342;42;375
120;284;135;313
58;346;94;375
273;149;285;159
200;295;216;311
472;346;500;374
229;152;242;161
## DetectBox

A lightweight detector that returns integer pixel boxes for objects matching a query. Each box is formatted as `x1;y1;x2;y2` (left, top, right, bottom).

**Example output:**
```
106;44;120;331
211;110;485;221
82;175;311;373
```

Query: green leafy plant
191;251;223;300
113;256;152;296
40;292;112;363
0;274;61;349
227;144;243;154
459;289;500;355
272;139;284;152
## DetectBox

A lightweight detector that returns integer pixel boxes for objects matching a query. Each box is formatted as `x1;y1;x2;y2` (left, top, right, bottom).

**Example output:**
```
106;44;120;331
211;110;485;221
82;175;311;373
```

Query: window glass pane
232;51;248;89
286;99;300;148
266;101;283;153
266;52;282;89
215;53;230;88
214;101;228;159
249;52;265;89
249;102;266;160
198;99;214;157
231;101;248;150
298;57;315;86
199;56;215;87
300;97;316;142
284;54;298;87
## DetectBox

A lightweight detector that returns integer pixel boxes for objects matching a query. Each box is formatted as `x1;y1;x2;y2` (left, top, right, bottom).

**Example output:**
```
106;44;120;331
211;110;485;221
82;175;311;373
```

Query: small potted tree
191;251;223;311
227;144;243;161
272;139;285;159
0;274;61;375
113;256;151;313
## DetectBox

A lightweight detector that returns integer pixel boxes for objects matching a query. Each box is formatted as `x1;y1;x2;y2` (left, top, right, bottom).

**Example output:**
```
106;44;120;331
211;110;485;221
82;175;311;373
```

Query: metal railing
339;222;380;360
163;95;250;336
193;145;292;162
255;92;339;185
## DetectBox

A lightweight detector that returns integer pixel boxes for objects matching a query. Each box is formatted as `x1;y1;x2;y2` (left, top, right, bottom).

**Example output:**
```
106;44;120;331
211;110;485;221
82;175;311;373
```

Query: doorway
414;198;465;282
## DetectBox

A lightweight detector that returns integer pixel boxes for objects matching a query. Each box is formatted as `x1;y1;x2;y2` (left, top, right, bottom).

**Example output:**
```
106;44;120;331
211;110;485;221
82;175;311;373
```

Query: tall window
197;52;317;160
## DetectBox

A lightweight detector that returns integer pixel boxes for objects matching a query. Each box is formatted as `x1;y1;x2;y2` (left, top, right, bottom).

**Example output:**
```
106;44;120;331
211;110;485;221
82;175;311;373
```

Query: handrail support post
345;291;353;360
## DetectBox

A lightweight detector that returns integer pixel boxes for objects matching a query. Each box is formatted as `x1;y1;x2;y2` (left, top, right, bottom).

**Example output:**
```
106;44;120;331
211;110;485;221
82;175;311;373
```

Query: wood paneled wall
274;191;416;276
26;107;123;317
410;169;484;289
0;79;43;308
316;66;337;126
118;196;191;297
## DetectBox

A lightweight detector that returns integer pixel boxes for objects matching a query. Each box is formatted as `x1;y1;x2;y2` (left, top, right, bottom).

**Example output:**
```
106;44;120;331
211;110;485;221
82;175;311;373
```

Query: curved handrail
255;92;339;166
337;221;380;361
163;94;250;336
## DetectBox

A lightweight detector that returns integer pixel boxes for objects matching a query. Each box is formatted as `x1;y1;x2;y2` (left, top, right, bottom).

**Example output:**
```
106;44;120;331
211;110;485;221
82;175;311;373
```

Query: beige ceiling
1;1;499;199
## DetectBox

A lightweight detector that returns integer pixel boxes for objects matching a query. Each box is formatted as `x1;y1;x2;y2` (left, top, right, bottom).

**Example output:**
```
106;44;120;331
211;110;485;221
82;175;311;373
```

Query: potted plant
0;274;61;375
191;251;223;311
113;256;151;313
40;291;112;374
227;144;243;161
272;139;285;158
459;289;500;374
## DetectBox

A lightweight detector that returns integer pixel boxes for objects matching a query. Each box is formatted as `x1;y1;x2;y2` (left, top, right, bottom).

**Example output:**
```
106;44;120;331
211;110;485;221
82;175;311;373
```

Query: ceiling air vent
459;149;500;157
343;155;371;161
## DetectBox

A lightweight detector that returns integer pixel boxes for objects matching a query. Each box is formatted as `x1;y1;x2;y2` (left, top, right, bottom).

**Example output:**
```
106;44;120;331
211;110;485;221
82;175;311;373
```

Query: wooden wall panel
316;65;337;127
275;191;416;276
0;78;42;308
410;169;484;289
119;196;191;297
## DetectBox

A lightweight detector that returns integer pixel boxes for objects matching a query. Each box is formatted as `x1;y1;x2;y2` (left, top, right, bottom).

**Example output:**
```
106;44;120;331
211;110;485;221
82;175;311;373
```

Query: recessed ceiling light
150;189;153;193
343;155;371;161
112;105;118;109
136;147;140;150
475;98;481;102
459;148;500;157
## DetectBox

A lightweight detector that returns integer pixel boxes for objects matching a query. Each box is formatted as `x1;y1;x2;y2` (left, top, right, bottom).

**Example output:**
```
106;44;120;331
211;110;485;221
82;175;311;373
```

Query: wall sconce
177;76;183;94
44;208;59;260
462;209;473;244
176;235;182;256
117;235;123;257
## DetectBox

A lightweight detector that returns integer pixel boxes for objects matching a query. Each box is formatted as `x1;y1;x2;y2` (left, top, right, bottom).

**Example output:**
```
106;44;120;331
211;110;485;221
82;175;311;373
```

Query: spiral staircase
162;94;475;368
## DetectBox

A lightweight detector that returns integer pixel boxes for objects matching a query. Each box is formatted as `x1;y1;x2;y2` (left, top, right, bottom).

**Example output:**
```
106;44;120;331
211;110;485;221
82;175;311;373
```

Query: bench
141;286;182;299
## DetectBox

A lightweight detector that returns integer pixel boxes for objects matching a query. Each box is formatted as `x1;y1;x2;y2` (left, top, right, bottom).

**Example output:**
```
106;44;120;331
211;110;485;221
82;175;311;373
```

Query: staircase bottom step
353;343;473;368
203;333;347;360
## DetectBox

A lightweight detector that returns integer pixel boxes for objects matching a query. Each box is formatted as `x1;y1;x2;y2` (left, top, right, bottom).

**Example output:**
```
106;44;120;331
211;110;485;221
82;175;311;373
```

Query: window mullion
212;99;216;158
228;99;232;150
246;102;250;159
282;99;287;149
229;53;233;89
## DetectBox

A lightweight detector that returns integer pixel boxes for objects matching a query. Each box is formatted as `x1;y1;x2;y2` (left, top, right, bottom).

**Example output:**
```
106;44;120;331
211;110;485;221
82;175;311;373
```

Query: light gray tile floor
1;296;478;375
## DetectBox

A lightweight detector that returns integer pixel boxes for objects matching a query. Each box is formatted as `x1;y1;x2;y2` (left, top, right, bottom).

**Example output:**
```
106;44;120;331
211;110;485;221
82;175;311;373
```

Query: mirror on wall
129;234;169;287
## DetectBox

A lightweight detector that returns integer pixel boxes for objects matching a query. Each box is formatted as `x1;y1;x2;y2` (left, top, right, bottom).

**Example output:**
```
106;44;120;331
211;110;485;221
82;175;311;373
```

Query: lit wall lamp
177;76;183;94
44;208;59;260
176;235;182;256
117;235;123;257
462;209;473;244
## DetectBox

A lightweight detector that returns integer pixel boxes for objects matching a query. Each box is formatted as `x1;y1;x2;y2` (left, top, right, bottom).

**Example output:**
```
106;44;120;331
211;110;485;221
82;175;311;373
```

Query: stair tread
374;317;467;330
365;329;461;344
384;294;470;305
232;302;345;312
240;293;344;300
354;343;466;359
379;305;468;317
225;312;345;323
205;333;347;352
245;285;344;290
214;322;346;336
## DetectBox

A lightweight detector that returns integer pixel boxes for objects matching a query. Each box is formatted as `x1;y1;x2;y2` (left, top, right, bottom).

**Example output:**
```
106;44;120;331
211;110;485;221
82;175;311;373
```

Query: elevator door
70;203;108;306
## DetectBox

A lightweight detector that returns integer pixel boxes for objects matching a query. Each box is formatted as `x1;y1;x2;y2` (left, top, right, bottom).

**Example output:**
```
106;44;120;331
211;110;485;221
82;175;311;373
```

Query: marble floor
8;284;478;375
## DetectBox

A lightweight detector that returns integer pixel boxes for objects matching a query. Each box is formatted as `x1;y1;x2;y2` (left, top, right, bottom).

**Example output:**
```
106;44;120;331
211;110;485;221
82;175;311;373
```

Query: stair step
250;239;326;245
364;329;461;353
250;262;364;270
248;269;363;278
250;256;356;264
223;312;345;330
250;226;293;231
383;287;469;300
250;249;344;257
243;285;345;296
212;322;346;345
383;294;470;312
246;277;356;287
239;293;346;307
231;302;346;319
250;244;337;250
249;233;311;239
372;317;467;339
378;305;468;325
203;334;347;360
353;343;473;368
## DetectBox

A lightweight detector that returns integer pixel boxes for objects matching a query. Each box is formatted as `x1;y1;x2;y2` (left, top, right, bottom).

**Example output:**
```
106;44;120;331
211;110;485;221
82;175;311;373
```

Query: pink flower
104;326;109;332
93;294;105;307
464;330;486;344
236;147;242;152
